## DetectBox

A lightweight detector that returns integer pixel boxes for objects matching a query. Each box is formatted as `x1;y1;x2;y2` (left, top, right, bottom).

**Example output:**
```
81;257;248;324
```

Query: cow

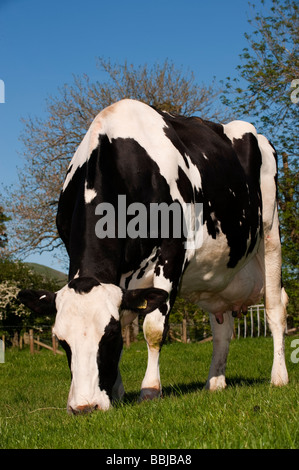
18;99;288;414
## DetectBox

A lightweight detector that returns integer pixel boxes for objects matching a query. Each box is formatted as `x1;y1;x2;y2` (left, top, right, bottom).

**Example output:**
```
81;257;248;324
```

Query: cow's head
18;277;168;414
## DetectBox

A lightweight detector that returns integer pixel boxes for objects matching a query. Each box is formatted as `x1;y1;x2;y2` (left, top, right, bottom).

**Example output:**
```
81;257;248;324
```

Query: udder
182;255;264;316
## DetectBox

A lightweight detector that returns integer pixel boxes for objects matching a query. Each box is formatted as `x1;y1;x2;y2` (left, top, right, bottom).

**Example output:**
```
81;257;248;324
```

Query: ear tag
138;299;147;310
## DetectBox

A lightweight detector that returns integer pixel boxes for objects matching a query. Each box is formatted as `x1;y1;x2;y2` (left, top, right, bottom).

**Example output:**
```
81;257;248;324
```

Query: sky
0;0;259;273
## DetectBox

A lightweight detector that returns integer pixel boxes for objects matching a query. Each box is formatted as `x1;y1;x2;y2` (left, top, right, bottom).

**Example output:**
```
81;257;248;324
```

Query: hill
26;263;67;287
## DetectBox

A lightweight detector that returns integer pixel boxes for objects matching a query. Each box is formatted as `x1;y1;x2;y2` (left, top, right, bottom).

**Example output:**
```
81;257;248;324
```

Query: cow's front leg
139;242;186;400
206;312;234;391
140;308;167;400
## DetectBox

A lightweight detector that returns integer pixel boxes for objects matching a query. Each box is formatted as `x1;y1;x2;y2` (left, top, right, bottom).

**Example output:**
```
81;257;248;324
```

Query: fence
167;305;270;344
236;304;267;339
1;328;63;356
1;304;295;352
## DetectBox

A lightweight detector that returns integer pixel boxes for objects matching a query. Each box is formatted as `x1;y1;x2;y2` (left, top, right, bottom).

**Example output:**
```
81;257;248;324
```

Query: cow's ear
18;289;57;315
121;288;168;314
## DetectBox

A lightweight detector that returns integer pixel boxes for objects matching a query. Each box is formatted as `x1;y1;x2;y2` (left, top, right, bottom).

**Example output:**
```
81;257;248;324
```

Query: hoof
205;376;227;391
139;387;162;402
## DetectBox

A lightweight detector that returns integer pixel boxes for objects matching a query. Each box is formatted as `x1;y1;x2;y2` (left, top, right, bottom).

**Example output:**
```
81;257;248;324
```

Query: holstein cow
19;99;288;414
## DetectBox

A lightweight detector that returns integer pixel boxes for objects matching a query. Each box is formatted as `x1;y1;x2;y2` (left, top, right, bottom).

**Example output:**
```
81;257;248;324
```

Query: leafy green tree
0;205;10;250
170;296;211;342
0;258;61;334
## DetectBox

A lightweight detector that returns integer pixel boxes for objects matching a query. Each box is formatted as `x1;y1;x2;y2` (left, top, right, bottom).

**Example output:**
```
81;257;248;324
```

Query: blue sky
0;0;258;273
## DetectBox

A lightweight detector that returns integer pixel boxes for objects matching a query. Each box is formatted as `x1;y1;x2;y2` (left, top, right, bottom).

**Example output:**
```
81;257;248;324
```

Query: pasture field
0;336;298;449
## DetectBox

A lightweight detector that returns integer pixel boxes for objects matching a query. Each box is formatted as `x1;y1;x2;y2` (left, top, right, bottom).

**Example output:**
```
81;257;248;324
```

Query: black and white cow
19;99;288;414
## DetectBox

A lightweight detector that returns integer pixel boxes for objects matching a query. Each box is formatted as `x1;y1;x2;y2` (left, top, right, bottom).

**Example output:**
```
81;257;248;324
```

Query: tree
222;0;299;321
4;58;230;259
0;205;10;250
0;258;61;334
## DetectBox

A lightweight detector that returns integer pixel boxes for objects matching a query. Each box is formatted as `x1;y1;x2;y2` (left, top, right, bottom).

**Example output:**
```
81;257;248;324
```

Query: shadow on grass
226;376;268;388
120;376;268;406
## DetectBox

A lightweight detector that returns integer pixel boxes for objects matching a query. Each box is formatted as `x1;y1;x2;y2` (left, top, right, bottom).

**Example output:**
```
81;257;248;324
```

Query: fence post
125;326;130;348
182;319;187;343
29;329;34;355
0;336;5;363
52;333;57;355
257;307;260;337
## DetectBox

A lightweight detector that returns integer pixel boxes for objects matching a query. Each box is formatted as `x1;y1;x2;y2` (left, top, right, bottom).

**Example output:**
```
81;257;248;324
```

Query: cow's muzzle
68;404;99;415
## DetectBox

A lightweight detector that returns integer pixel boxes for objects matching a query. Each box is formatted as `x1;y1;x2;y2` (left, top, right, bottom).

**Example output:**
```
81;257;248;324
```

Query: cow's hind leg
258;134;288;386
264;223;289;386
206;312;234;390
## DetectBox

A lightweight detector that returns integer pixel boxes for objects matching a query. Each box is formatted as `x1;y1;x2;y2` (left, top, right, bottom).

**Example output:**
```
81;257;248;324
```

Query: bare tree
5;58;229;258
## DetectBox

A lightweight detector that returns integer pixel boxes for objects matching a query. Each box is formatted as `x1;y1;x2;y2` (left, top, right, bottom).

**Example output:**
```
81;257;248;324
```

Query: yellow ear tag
138;299;148;309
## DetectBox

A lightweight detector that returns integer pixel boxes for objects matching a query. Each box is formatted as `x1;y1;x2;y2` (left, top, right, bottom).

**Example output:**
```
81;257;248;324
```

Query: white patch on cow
184;154;202;191
120;247;159;291
84;182;97;204
62;118;102;191
52;283;123;412
154;265;172;295
39;294;47;300
99;99;201;204
223;120;257;143
258;134;277;232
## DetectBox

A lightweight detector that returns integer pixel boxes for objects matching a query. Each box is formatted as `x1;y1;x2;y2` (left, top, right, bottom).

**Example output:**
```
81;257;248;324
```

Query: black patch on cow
97;317;123;400
68;277;100;294
161;112;262;268
231;132;263;256
176;166;194;203
137;260;149;279
65;164;73;175
59;340;72;374
99;137;176;275
57;135;124;283
161;314;170;348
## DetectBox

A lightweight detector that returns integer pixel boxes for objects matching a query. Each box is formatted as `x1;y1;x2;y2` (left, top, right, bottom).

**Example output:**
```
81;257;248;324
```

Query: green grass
0;336;298;449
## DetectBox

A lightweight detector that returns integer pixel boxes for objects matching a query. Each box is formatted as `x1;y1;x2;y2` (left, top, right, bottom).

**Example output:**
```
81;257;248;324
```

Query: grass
0;336;298;449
